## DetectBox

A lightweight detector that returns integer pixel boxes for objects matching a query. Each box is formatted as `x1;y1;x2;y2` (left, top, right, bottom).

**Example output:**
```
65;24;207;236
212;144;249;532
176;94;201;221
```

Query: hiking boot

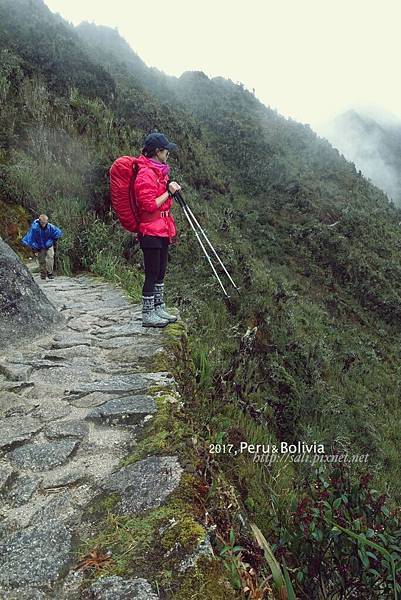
40;273;47;280
142;295;169;328
154;283;178;323
47;272;54;279
155;303;178;322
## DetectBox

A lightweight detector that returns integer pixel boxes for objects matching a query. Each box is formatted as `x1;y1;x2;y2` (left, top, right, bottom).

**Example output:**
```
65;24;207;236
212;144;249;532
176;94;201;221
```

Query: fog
44;0;401;129
317;105;401;205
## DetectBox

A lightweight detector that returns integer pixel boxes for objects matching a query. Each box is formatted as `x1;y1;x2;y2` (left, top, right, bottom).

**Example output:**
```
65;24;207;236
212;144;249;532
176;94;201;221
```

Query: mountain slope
0;0;115;100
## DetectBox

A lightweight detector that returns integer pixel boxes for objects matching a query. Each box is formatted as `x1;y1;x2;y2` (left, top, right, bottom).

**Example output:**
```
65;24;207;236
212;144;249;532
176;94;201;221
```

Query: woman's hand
168;181;181;195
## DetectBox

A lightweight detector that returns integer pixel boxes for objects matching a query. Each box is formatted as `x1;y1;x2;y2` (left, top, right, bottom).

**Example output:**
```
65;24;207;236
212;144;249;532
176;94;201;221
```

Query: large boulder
0;238;62;352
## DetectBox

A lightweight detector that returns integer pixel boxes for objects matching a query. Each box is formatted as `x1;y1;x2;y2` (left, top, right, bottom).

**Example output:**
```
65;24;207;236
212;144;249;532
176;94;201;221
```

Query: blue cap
143;132;177;152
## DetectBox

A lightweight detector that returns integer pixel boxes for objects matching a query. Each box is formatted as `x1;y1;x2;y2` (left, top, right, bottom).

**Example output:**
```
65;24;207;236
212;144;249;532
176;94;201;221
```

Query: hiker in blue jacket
22;214;63;280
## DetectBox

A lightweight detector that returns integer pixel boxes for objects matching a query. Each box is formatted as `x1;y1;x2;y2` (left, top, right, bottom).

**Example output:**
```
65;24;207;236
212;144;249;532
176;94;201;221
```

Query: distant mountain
318;107;401;205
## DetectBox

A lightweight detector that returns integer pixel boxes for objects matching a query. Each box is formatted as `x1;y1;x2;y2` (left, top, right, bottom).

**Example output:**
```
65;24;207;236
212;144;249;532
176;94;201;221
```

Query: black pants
140;236;169;296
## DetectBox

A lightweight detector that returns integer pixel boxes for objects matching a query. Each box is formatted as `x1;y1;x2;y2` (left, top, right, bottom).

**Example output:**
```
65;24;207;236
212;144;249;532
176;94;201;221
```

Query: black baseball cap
143;132;177;152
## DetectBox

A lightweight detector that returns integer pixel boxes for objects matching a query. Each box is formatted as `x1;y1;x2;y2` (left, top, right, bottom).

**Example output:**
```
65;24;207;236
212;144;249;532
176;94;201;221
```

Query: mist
316;105;401;206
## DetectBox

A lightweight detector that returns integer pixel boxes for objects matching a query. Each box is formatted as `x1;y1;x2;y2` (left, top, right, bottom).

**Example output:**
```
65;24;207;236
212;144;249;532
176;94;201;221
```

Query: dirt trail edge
0;273;213;600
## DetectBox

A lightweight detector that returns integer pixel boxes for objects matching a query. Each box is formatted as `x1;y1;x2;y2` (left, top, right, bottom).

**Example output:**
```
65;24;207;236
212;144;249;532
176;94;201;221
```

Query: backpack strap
128;163;140;222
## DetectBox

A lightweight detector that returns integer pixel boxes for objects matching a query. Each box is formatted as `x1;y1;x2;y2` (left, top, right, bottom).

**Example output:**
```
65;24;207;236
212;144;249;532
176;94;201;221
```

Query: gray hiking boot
154;283;178;323
142;295;169;328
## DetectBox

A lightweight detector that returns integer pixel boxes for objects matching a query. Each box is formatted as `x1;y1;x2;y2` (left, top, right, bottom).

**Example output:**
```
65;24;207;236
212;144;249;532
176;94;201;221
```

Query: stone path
0;274;183;599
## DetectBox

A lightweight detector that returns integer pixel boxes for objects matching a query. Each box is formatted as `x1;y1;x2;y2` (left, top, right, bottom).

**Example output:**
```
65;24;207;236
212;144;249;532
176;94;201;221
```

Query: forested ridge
1;0;401;597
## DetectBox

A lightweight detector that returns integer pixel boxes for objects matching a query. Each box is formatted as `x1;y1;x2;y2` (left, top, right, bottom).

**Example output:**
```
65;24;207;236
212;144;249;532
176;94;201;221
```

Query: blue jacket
22;220;63;251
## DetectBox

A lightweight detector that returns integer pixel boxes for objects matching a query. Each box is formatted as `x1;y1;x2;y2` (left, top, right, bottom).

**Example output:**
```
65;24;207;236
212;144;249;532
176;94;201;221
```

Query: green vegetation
2;1;401;597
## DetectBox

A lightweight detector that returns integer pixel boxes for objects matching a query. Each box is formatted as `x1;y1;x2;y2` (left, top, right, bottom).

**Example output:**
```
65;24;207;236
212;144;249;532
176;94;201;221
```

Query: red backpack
109;156;140;233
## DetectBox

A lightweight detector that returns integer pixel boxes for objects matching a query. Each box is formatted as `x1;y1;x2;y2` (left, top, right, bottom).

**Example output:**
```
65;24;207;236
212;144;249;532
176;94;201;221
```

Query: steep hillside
0;0;115;100
1;1;401;597
319;107;401;205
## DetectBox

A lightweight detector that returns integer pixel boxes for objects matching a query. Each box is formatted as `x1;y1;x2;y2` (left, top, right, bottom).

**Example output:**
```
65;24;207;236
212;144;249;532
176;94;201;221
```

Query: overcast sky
44;0;401;130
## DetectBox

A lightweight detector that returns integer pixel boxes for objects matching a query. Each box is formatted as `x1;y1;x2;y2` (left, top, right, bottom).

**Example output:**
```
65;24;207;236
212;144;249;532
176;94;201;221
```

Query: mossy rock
160;514;205;552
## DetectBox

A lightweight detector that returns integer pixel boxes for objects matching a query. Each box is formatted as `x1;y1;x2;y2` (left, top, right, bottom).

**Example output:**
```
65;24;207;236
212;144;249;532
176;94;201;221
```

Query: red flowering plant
270;463;401;599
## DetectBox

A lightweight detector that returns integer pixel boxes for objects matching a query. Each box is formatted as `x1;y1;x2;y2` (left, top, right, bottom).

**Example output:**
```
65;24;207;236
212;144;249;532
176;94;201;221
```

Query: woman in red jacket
134;132;181;327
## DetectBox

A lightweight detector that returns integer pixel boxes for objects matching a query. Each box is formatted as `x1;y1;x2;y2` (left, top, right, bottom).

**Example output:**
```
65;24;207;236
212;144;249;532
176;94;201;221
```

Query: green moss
78;479;212;592
164;320;187;342
160;514;205;552
146;382;177;395
77;505;174;581
83;492;121;522
120;393;191;467
147;349;170;372
174;555;238;600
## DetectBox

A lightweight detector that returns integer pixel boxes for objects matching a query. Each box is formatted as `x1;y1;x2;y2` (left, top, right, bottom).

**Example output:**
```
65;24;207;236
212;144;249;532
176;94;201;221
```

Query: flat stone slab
67;316;110;331
30;399;72;423
85;395;157;426
3;474;40;507
43;346;101;360
0;392;39;418
21;382;65;402
51;335;92;349
29;366;104;387
102;455;183;515
0;416;42;450
9;439;79;471
68;374;156;395
105;344;163;365
30;491;76;526
87;296;130;309
91;323;144;340
44;420;89;440
93;337;142;350
0;381;33;393
42;469;86;490
0;362;33;382
88;576;159;599
0;521;72;589
25;359;68;370
69;392;114;409
142;372;176;389
0;351;24;364
81;306;133;318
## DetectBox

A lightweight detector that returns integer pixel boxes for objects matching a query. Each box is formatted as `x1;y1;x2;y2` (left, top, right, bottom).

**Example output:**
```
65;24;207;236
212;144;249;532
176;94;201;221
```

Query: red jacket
133;155;177;241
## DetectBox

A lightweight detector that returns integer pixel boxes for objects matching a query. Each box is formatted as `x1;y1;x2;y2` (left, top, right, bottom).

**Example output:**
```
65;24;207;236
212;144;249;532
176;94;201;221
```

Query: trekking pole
174;193;230;297
174;191;240;294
